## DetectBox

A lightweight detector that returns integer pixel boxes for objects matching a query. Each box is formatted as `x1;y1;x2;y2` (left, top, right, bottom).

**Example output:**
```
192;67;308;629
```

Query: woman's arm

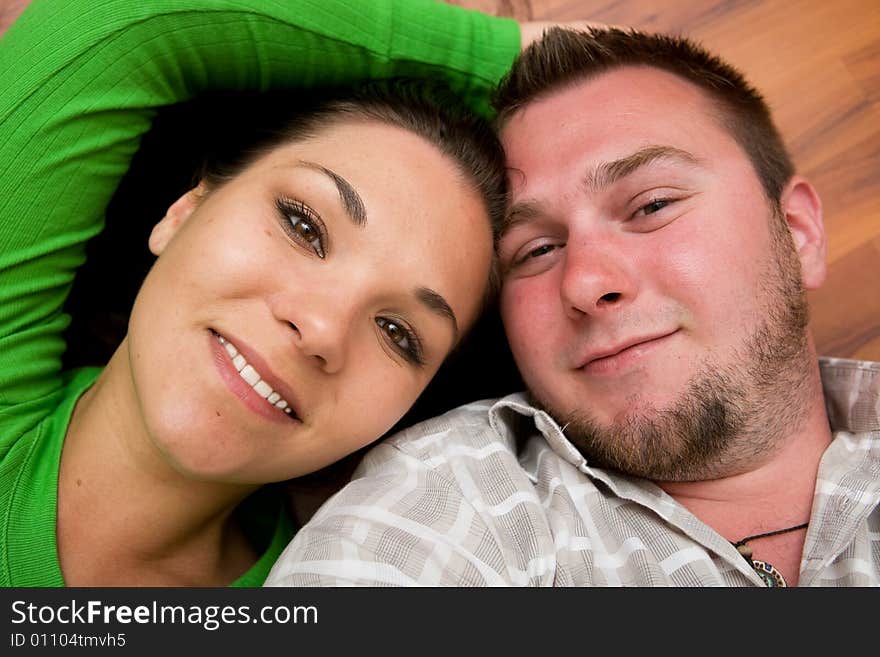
0;0;521;411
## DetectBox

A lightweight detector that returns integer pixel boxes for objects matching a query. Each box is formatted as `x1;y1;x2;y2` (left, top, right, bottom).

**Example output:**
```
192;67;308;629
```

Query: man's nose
559;238;637;319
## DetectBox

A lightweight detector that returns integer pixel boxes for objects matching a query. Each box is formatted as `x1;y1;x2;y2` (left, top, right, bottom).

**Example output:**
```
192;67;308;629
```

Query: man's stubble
537;209;814;481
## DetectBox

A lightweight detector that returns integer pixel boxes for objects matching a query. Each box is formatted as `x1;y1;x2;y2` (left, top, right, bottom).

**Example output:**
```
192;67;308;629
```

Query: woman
0;0;529;586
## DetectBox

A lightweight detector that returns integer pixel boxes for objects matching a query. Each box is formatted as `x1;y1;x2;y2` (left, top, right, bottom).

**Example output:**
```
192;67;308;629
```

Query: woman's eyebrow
297;160;368;226
292;161;458;340
416;287;459;341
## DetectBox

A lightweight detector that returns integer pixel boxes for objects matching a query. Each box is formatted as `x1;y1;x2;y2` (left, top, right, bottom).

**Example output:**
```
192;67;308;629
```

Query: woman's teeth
216;334;292;414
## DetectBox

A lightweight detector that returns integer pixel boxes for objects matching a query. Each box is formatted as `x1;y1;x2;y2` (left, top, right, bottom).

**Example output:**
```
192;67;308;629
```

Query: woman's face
126;119;494;484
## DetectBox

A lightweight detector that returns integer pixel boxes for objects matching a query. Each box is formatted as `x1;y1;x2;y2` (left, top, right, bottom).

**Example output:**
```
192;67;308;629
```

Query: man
266;28;879;587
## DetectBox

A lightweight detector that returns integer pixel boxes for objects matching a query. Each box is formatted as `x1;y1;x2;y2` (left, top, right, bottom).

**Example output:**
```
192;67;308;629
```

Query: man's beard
536;213;814;482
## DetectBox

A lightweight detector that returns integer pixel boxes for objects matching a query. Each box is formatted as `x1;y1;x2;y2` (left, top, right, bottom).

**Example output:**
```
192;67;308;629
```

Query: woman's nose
285;302;351;374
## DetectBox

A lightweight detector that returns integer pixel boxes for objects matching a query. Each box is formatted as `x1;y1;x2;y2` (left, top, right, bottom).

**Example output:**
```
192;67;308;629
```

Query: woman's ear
780;176;826;290
148;182;206;255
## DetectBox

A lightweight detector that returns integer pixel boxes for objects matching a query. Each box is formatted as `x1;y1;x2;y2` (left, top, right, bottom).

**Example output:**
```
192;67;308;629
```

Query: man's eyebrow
583;145;700;194
416;287;459;341
499;199;543;240
499;146;700;239
298;160;367;226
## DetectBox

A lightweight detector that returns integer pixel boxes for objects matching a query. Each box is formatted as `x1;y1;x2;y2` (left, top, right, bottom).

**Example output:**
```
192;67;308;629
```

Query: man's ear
148;183;206;255
779;176;826;290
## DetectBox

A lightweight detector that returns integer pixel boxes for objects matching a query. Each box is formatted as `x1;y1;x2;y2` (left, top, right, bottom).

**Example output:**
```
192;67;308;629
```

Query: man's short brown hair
492;28;794;203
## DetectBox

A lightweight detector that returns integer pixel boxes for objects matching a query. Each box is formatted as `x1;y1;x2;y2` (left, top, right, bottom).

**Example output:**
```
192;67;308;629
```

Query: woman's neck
57;340;260;586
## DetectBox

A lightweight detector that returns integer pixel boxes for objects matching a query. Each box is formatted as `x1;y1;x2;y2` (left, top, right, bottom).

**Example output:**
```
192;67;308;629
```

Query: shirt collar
818;357;880;432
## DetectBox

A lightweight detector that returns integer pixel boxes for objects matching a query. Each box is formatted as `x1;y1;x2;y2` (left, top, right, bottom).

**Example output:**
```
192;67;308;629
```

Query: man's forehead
500;144;703;237
499;66;726;188
501;66;717;144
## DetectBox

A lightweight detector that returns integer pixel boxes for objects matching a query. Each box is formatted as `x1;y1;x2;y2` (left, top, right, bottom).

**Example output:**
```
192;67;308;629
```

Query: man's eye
635;199;671;217
276;198;326;258
376;317;424;367
513;242;562;266
526;244;557;260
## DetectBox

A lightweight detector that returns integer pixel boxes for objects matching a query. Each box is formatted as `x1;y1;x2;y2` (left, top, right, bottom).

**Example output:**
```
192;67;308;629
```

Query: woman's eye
276;198;326;258
376;317;424;367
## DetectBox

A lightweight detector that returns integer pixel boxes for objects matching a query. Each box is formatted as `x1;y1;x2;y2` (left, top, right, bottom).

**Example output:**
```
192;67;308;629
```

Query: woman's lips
209;330;301;424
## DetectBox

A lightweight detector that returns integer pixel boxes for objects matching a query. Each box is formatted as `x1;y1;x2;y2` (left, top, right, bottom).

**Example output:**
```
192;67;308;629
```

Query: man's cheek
502;289;551;363
501;285;535;337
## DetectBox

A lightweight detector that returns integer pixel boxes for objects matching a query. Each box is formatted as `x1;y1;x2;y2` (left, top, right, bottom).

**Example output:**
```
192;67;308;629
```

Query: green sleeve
0;0;520;415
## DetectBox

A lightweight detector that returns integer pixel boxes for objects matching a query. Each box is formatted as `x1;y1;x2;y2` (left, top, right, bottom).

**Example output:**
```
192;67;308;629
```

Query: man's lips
209;329;303;423
576;330;679;373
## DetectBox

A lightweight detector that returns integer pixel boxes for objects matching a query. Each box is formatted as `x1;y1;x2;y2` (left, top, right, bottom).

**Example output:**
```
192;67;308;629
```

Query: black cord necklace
731;522;808;587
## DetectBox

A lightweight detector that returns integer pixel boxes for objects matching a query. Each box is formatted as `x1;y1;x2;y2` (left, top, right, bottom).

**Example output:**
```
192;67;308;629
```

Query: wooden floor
454;0;880;361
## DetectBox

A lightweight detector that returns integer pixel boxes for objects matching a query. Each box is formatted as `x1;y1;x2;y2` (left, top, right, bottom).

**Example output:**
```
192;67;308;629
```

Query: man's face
498;66;818;480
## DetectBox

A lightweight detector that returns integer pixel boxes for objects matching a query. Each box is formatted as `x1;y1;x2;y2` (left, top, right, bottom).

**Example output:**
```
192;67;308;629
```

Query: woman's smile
209;329;303;424
133;119;495;481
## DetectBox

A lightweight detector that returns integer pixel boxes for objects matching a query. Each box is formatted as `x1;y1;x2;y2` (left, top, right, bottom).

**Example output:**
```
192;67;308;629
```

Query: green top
0;0;520;586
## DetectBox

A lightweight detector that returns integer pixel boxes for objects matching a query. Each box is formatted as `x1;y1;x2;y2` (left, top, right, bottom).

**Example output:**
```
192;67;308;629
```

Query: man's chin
541;384;739;480
555;392;673;434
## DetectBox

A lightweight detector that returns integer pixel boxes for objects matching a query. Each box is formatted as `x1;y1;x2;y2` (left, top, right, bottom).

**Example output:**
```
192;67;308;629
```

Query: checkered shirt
266;357;880;586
